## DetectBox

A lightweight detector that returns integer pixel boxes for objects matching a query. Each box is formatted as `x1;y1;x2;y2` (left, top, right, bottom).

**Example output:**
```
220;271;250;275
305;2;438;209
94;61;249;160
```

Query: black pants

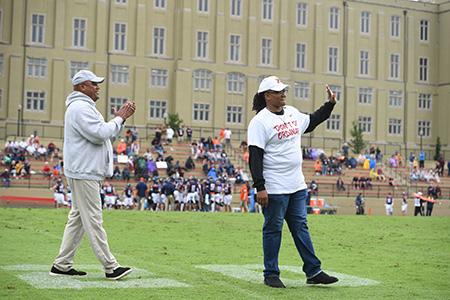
414;206;423;216
426;203;434;216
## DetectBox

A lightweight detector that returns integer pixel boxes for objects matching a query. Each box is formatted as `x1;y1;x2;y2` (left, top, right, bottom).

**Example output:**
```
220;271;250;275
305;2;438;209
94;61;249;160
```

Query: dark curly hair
252;92;266;114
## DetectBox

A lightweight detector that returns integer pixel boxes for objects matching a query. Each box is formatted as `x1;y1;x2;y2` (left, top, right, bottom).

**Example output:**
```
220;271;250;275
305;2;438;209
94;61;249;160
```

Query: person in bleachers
37;144;48;161
1;168;11;188
122;166;131;182
116;139;127;155
112;166;121;180
309;180;319;196
177;125;185;143
185;156;195;170
186;126;193;142
314;159;322;175
336;176;345;191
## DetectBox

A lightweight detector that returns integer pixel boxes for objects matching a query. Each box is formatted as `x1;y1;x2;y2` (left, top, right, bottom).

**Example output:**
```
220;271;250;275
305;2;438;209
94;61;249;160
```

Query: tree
167;113;183;131
434;136;441;161
349;121;366;154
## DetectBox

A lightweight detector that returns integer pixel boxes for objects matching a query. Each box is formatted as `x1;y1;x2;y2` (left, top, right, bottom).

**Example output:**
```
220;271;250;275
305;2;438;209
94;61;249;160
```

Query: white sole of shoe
48;272;87;277
107;268;132;280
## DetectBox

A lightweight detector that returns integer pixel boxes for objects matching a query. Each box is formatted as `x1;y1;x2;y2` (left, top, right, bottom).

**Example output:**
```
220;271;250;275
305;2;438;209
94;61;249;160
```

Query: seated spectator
42;162;51;177
336;176;345;191
117;139;127;155
1;168;11;187
122;167;131;182
113;166;122;180
376;168;386;181
185;156;195;170
37;145;48;161
309;180;319;195
314;159;322;175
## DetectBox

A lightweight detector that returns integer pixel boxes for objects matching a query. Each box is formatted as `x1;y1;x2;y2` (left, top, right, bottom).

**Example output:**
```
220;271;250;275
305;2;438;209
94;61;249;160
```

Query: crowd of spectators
1;134;63;187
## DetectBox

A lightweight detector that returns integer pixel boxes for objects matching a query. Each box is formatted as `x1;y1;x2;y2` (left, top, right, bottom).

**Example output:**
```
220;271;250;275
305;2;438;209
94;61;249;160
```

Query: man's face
80;81;100;101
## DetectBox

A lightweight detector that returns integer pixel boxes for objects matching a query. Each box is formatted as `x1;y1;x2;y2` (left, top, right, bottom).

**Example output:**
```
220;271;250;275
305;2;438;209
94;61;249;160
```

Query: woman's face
264;89;287;112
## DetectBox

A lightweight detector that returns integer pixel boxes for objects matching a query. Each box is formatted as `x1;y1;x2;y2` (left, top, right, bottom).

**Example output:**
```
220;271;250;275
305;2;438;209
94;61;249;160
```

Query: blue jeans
262;189;322;278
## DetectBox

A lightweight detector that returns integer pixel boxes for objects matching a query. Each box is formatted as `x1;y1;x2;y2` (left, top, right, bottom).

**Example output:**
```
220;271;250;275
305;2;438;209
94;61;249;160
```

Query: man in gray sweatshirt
50;70;135;280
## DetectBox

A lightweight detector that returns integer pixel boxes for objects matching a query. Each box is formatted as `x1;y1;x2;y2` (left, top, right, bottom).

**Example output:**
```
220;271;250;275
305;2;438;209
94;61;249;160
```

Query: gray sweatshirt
63;91;124;180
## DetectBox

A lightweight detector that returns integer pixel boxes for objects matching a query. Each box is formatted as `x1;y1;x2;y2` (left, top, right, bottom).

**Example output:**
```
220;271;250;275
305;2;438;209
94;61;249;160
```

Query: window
151;69;168;87
193;69;213;91
114;23;127;51
149;100;167;119
358;116;372;133
154;0;166;9
226;105;243;124
418;93;432;110
295;43;306;70
198;0;208;13
193;103;210;121
328;85;341;101
109;97;127;116
27;57;47;78
388;119;402;135
230;0;242;16
390;15;400;38
328;47;338;72
31;14;45;43
420;19;428;41
329;7;339;30
0;54;3;74
26;91;45;111
0;10;3;41
227;72;245;94
360;11;370;34
359;50;369;75
261;38;272;65
326;114;341;131
229;34;241;62
69;61;89;79
262;0;273;21
419;57;428;82
358;87;373;104
111;64;129;84
389;90;402;107
294;81;309;100
73;18;86;48
153;27;165;55
196;31;208;59
296;2;308;26
417;121;431;137
389;54;400;79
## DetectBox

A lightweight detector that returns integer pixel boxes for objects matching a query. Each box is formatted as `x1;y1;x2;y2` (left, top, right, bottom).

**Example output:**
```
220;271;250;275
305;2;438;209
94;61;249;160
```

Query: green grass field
1;208;449;299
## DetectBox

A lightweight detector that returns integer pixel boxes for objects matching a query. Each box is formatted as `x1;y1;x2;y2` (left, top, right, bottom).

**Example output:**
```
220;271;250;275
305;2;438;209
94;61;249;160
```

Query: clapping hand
114;101;136;121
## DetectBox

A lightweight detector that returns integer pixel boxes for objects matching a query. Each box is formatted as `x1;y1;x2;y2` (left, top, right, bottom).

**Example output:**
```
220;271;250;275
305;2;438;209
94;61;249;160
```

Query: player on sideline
248;76;339;288
49;70;135;280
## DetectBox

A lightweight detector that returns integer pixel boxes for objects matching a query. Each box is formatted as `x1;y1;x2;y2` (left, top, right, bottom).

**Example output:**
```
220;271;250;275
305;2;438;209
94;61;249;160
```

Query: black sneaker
105;267;132;280
264;276;286;288
306;271;338;285
49;266;87;276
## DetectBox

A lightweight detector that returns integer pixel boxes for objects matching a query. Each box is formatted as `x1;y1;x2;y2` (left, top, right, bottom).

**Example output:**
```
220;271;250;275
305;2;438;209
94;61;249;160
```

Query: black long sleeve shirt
249;101;336;192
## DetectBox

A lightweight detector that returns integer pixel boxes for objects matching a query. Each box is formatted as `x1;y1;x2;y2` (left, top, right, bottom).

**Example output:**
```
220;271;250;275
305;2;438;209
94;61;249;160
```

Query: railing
5;174;449;201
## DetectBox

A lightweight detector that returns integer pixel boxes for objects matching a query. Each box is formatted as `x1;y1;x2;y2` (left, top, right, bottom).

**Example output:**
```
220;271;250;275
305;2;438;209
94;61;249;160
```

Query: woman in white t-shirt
248;75;338;288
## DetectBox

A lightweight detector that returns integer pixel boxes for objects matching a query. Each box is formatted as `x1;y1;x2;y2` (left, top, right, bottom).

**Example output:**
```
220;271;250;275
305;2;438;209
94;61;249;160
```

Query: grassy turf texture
0;208;449;299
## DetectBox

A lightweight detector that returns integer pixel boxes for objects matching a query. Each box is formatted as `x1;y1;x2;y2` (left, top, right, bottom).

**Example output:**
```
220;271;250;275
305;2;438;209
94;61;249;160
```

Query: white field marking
196;264;380;287
1;264;189;289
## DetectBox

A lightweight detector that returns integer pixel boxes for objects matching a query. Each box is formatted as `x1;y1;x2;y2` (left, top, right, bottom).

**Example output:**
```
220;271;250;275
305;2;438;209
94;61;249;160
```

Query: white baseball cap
258;76;289;94
72;70;105;85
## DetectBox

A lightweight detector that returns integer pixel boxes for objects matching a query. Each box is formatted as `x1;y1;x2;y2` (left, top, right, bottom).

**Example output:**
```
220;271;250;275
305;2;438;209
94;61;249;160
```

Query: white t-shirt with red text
247;105;310;194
